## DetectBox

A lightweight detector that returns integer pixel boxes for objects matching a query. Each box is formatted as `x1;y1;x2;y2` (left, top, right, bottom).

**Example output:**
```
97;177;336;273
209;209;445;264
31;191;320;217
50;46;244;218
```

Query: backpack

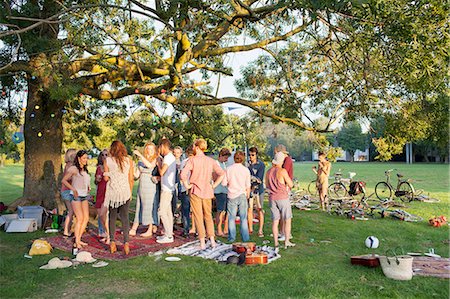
349;181;365;196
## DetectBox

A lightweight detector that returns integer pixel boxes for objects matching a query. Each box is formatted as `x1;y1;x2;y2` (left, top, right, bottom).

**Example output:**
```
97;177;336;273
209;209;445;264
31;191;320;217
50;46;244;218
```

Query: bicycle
379;209;423;222
327;171;367;201
306;180;318;197
375;169;415;202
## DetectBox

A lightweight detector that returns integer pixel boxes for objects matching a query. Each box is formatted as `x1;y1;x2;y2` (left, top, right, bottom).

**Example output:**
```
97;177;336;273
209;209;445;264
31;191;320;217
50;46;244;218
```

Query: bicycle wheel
375;182;393;201
396;182;415;202
328;182;347;200
307;180;318;196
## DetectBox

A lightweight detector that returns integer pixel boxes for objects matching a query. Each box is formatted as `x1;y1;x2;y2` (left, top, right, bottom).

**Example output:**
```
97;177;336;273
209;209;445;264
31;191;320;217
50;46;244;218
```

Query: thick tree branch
200;21;311;57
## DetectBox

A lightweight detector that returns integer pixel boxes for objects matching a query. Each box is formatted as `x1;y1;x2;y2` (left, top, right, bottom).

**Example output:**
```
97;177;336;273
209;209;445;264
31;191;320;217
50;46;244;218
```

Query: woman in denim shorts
62;150;91;249
61;149;76;237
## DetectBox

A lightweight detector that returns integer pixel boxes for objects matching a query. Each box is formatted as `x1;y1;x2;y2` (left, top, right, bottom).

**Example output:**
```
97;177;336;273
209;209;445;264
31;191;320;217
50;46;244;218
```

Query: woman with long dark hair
103;140;134;255
95;149;109;243
62;150;91;250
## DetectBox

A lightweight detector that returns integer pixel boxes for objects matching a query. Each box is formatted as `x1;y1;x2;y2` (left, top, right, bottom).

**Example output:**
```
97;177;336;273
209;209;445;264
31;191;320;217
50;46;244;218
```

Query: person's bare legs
63;200;74;236
140;223;153;237
79;200;89;246
216;210;226;236
98;205;109;243
248;196;254;234
256;194;264;236
272;219;280;247
129;222;138;236
284;218;295;248
71;201;83;248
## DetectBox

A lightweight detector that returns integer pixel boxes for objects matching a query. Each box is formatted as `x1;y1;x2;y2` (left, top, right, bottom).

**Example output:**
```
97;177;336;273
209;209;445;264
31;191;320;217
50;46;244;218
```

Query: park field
0;162;449;298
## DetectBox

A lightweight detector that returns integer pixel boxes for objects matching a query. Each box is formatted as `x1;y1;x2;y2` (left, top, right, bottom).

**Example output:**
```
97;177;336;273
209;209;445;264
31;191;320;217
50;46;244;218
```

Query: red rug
45;227;195;260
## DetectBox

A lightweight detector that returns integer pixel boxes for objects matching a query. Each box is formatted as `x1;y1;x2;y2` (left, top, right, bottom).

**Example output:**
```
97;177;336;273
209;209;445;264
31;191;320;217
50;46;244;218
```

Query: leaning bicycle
375;169;415;202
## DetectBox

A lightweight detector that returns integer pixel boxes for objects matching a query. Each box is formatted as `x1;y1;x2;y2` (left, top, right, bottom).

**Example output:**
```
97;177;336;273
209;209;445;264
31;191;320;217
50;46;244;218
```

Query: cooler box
6;219;37;232
0;214;19;231
18;206;44;228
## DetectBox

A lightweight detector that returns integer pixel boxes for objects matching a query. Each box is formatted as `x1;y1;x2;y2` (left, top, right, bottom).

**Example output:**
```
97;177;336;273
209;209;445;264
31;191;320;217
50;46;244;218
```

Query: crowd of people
61;138;327;254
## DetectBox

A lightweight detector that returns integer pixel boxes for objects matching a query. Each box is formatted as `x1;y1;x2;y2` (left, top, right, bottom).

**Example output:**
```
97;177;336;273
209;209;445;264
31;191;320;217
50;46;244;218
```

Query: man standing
222;151;251;242
274;144;294;241
172;146;183;219
265;152;295;249
180;139;225;250
248;147;265;237
179;146;194;237
156;139;177;244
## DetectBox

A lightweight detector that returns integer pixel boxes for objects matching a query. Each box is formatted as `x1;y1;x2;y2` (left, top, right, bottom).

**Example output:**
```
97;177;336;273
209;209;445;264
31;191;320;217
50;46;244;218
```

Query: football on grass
365;236;379;249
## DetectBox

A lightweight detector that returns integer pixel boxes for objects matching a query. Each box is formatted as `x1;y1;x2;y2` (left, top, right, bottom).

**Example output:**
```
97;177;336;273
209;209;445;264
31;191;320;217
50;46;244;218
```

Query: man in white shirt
156;138;176;244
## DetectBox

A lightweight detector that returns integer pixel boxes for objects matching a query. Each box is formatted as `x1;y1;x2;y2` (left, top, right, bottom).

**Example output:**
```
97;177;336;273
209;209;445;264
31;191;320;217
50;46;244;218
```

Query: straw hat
74;251;96;263
272;152;286;165
274;144;289;154
39;257;72;270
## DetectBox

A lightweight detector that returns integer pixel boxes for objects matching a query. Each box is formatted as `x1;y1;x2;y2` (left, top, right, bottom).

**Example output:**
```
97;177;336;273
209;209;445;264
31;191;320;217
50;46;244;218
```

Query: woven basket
379;254;413;280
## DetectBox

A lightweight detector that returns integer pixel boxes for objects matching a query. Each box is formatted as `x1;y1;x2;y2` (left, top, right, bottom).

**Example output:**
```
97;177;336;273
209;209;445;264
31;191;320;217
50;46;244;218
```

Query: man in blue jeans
179;146;194;237
221;151;251;242
248;146;265;237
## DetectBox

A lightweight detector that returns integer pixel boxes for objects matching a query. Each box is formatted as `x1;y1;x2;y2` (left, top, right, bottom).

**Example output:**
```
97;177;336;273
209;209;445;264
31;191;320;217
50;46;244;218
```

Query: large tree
1;0;448;209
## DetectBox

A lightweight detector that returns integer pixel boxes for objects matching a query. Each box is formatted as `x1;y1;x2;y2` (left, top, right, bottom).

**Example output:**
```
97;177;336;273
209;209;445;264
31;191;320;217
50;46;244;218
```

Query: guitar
245;252;268;265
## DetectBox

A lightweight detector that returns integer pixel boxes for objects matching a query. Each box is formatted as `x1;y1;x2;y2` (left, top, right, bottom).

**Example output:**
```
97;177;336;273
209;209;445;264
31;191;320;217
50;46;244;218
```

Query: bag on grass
379;248;413;280
348;181;365;196
29;239;52;256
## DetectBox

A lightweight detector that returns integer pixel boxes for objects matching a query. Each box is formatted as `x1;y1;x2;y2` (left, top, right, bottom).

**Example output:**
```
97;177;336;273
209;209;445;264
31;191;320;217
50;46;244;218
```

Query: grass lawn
0;162;449;298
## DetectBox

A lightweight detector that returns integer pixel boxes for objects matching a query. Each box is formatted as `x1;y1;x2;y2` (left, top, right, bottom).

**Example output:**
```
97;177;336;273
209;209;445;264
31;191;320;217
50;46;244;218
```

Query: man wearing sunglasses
248;147;265;237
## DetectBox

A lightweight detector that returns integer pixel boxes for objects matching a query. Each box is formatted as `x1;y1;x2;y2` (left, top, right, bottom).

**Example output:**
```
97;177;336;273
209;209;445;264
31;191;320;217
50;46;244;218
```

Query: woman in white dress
130;142;159;237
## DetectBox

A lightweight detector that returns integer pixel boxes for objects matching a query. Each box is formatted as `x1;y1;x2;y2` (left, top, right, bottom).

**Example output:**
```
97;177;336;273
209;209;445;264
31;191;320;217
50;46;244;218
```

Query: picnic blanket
165;240;281;263
45;227;194;261
413;256;450;279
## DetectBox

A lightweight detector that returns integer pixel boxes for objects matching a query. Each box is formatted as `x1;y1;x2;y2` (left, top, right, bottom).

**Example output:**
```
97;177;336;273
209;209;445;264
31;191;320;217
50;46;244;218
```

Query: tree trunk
9;79;66;212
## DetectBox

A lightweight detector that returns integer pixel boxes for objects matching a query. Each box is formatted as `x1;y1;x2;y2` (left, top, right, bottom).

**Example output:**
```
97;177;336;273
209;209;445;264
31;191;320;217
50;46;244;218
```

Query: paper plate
92;261;109;268
406;252;422;256
424;253;441;258
165;257;181;262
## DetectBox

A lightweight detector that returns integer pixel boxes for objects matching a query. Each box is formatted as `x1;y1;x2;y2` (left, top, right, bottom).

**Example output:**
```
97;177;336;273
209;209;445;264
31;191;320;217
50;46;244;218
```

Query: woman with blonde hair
62;150;91;249
103;140;134;255
61;148;76;238
130;142;159;237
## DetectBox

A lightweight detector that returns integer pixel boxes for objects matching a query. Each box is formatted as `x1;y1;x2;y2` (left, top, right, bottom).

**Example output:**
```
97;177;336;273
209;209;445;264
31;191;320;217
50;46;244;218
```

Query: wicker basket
379;251;413;280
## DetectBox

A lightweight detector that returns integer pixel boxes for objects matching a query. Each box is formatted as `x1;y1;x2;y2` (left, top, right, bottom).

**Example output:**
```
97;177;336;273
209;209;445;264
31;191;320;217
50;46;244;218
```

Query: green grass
0;162;449;298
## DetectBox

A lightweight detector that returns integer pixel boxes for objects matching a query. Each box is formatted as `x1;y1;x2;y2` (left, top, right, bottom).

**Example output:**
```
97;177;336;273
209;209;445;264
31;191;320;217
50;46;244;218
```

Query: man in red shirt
275;144;293;179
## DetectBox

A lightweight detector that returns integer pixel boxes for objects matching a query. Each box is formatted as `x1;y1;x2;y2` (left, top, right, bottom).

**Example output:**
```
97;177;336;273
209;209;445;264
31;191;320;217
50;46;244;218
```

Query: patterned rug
45;227;195;260
413;257;450;279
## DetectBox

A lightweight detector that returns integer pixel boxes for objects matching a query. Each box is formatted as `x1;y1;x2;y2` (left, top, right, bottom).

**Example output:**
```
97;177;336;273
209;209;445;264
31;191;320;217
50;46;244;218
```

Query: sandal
258;232;264;237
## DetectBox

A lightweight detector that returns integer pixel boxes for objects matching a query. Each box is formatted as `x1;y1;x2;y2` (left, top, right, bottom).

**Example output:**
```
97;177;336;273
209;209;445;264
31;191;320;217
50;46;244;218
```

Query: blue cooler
17;206;44;228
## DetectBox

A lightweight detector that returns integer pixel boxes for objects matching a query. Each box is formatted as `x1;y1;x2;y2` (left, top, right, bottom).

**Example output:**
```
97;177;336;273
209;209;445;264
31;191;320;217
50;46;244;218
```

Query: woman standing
95;149;109;243
103;140;134;255
61;148;76;238
130;142;159;237
313;151;331;210
62;150;91;249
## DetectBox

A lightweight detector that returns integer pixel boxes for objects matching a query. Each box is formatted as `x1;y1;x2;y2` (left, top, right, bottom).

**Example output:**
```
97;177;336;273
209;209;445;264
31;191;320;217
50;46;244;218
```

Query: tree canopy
0;0;448;208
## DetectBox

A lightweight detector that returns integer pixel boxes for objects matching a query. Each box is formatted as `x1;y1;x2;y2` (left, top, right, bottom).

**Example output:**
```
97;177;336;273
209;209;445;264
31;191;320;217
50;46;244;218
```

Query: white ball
365;236;379;249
